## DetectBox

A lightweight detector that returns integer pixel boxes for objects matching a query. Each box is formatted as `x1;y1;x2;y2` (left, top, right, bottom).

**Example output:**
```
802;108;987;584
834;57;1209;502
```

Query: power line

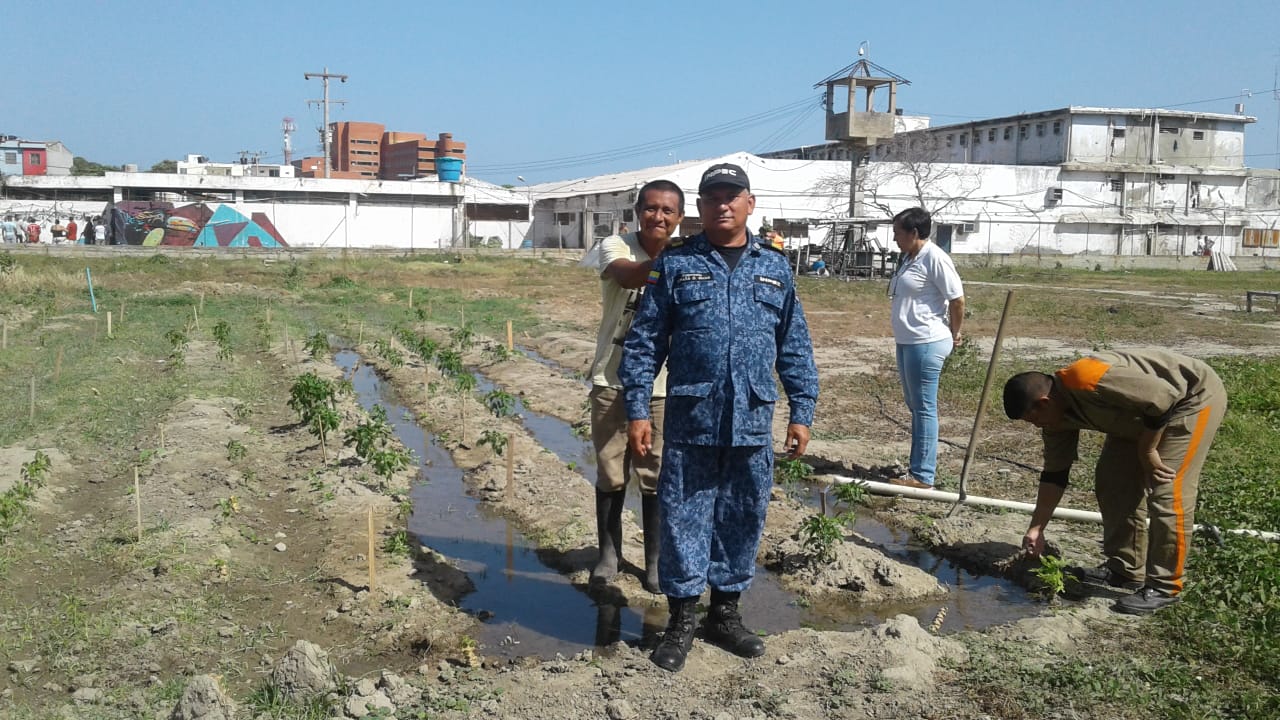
467;96;820;174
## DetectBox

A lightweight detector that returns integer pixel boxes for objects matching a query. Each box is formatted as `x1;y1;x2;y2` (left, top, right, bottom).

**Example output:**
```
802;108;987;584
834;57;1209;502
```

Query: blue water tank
437;157;463;182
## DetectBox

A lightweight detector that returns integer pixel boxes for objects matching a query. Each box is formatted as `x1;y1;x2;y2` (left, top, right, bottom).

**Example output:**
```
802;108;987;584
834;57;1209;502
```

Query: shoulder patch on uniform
1056;357;1111;392
646;269;661;285
755;274;784;289
669;237;685;248
759;240;786;254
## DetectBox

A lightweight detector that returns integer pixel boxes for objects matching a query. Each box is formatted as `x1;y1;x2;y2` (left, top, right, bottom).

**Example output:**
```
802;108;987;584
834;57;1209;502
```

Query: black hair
634;179;685;215
892;206;932;240
1002;372;1054;419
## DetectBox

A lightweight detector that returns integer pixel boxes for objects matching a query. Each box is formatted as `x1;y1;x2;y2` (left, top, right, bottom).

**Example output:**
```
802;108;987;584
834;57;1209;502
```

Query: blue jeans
896;338;953;486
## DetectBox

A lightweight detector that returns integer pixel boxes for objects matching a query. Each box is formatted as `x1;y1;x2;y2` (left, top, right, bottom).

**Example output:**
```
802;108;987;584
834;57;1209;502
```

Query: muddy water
338;351;1042;661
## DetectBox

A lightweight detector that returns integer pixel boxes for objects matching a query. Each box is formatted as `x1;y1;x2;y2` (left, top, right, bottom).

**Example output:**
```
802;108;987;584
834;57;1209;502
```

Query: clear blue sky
7;0;1279;184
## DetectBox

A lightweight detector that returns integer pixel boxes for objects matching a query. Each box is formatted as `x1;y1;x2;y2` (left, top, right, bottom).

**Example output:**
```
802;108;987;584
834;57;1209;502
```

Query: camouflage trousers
658;442;773;598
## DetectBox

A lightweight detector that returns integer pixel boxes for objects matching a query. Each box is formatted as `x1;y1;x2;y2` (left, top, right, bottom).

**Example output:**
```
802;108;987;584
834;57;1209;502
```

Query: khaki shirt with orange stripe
1042;350;1218;473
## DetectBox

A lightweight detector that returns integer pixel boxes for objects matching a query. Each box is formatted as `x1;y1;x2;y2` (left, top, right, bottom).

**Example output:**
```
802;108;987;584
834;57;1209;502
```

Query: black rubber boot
593;602;621;647
640;494;661;594
590;490;625;583
650;595;698;672
704;590;766;658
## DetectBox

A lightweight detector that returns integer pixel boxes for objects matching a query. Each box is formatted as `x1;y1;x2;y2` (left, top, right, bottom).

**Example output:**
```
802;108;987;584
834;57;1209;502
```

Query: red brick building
293;122;468;180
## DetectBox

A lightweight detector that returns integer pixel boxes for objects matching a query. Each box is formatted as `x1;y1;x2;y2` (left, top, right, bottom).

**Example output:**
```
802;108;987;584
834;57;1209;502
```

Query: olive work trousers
1095;376;1227;596
589;385;664;494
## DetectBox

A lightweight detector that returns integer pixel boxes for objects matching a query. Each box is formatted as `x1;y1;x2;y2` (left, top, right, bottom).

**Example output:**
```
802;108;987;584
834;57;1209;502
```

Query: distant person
66;217;78;244
1003;349;1227;615
95;217;108;245
25;218;41;244
81;217;97;245
50;218;67;244
1;216;22;244
886;207;964;490
587;179;685;593
617;223;630;235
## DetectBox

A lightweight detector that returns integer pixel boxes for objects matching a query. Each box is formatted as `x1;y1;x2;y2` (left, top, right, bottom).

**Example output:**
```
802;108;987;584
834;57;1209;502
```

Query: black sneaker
1113;587;1179;616
1067;565;1144;591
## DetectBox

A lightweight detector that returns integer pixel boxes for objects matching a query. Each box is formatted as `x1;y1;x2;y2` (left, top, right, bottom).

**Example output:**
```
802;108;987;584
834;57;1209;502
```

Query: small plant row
287;371;415;485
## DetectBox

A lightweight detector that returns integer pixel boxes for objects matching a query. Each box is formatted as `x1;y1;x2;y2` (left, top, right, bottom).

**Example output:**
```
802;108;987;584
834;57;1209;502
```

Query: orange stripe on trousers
1170;407;1212;593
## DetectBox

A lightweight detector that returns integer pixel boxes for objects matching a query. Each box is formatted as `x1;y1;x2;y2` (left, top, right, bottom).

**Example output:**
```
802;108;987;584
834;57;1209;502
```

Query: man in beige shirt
588;179;684;592
1003;349;1227;614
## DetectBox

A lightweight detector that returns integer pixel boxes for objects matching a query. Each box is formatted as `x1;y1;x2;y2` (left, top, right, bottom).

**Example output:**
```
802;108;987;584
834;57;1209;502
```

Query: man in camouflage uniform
620;163;819;672
1003;349;1227;615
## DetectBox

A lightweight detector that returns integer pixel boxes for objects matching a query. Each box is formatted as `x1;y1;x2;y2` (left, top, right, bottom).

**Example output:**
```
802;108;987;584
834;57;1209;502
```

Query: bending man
1003;349;1226;615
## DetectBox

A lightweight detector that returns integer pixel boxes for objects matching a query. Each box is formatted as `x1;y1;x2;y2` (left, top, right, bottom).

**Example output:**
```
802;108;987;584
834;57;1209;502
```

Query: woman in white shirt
887;207;965;489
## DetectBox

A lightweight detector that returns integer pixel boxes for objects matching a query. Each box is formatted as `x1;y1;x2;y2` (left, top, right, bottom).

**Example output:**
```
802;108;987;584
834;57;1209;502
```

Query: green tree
71;156;121;176
148;159;178;173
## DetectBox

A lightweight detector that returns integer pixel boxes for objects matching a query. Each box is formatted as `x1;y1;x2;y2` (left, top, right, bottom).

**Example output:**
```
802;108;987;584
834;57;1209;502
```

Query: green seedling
478;429;508;457
212;320;233;360
383;530;412;558
225;439;247;462
20;450;51;485
303;331;329;359
288;372;340;460
370;447;413;484
344;405;392;461
484;343;514;362
1031;554;1076;601
165;328;189;367
217;495;241;518
282;262;304;290
484;389;516;418
450;324;475;351
799;511;854;564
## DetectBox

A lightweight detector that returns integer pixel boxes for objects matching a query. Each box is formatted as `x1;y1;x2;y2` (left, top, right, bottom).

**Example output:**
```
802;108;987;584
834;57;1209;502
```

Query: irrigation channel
336;350;1042;660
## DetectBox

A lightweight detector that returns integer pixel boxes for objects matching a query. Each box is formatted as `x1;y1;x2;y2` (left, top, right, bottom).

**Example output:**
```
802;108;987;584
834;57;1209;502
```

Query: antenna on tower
282;117;296;166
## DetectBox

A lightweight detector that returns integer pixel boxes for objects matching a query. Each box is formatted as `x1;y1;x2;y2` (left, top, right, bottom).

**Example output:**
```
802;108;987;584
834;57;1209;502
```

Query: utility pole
304;67;348;179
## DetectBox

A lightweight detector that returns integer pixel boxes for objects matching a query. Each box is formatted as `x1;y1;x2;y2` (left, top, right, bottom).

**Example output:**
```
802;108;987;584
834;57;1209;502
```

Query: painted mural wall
110;201;288;247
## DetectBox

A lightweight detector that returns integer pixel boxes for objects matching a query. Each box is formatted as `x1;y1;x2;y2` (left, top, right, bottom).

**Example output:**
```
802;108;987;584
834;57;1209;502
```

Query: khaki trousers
1095;376;1226;596
589;385;664;494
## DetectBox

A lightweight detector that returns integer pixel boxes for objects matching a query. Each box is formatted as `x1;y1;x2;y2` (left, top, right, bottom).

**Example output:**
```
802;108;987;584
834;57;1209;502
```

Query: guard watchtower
816;58;910;217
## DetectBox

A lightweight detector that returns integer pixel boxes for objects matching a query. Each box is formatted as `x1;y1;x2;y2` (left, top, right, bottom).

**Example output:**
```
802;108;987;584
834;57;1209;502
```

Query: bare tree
812;134;983;220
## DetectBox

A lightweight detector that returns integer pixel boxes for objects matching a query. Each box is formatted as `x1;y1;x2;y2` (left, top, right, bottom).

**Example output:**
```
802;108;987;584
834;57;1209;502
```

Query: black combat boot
650;595;698;672
590;490;625;583
704;589;766;658
640;494;661;594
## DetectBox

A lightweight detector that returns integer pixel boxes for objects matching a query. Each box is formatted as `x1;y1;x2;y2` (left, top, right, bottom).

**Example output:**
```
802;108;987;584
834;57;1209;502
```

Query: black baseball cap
698;163;750;194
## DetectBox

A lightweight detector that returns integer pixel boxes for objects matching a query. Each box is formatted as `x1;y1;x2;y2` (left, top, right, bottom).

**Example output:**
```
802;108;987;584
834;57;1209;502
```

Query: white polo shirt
889;241;964;345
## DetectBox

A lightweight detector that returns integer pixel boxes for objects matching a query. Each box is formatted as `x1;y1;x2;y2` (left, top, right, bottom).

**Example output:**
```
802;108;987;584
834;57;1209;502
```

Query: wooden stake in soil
53;348;64;384
265;299;272;326
506;320;514;352
283;325;291;357
357;321;364;346
408;288;414;309
119;300;125;325
28;376;35;421
948;290;1016;518
199;291;205;313
367;507;377;591
192;306;200;331
159;424;165;450
505;439;516;500
134;466;143;543
106;311;113;338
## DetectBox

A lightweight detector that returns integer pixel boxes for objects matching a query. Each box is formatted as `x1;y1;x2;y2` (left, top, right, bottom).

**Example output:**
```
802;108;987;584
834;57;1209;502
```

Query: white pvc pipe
828;475;1280;542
